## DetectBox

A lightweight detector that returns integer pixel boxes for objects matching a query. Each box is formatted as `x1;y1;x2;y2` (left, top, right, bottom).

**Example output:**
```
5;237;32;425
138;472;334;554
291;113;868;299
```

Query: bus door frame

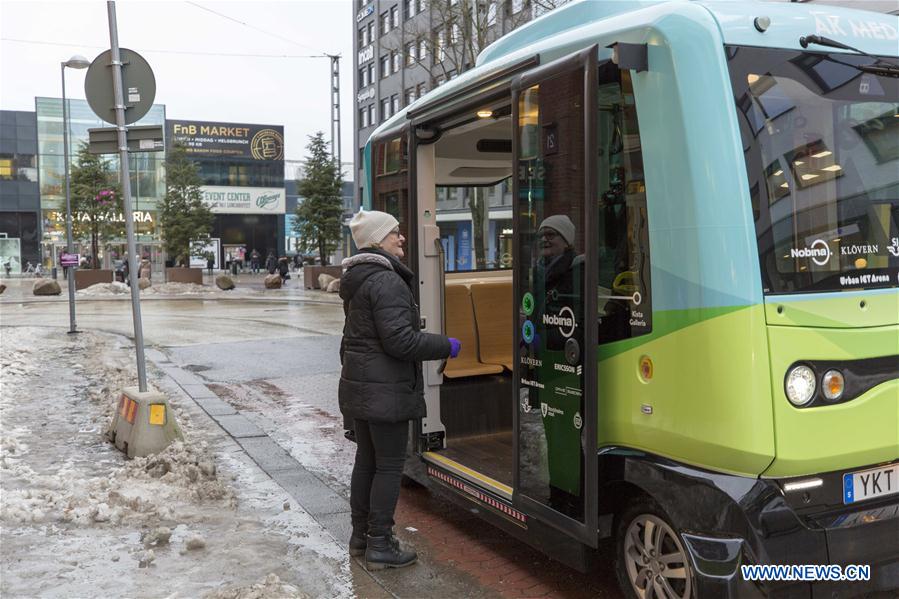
511;46;599;547
406;55;540;454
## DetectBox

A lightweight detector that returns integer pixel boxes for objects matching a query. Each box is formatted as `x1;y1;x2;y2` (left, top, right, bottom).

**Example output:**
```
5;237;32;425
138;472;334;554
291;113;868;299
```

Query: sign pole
107;0;148;392
61;64;78;335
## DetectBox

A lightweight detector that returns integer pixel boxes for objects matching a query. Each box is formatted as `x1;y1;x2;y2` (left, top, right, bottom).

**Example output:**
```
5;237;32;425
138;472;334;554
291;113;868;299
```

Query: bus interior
428;98;517;494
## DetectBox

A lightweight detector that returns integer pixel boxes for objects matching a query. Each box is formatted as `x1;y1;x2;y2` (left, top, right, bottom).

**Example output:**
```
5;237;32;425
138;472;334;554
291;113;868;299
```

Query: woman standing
339;209;461;570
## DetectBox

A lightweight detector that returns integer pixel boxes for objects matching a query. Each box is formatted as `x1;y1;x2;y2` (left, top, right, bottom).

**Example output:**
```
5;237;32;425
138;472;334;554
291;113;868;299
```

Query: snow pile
141;282;217;295
204;573;309;599
0;328;231;528
78;281;130;295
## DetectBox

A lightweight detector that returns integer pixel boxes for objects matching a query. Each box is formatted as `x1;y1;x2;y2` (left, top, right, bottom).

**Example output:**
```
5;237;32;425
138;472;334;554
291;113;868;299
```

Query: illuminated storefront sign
167;120;284;161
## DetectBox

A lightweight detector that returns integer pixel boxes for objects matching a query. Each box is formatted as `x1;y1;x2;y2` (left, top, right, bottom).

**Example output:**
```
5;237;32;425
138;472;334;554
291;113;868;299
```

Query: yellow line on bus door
423;451;513;498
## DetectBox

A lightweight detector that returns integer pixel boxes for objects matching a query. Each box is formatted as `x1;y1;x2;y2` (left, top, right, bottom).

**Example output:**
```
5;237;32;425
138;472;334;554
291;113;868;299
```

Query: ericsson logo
790;239;831;266
543;306;577;338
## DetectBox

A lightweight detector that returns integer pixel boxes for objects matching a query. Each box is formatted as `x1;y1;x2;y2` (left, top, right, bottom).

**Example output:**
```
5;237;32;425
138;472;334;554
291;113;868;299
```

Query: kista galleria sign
199;186;285;214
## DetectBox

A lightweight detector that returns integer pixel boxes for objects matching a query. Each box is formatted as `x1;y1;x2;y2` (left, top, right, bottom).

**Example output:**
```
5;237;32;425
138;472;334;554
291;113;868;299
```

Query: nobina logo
790;239;832;266
542;306;577;338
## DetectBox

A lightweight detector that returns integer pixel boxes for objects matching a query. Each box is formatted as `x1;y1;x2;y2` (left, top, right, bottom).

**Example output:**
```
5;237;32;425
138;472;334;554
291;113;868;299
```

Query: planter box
165;267;203;285
303;265;343;289
75;269;113;290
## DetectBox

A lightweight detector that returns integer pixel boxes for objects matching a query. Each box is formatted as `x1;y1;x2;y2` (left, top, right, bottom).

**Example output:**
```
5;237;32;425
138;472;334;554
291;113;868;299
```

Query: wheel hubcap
623;514;692;599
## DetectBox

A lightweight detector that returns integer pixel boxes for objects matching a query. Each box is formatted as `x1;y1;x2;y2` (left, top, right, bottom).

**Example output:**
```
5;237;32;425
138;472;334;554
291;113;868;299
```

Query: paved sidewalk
146;346;491;599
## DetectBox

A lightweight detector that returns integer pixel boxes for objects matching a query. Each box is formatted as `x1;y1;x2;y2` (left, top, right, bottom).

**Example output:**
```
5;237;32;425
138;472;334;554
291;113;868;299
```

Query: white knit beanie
538;214;575;247
350;209;400;249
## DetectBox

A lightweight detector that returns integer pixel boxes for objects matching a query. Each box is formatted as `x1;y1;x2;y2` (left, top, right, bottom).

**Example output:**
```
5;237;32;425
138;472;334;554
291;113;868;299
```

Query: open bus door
512;47;599;547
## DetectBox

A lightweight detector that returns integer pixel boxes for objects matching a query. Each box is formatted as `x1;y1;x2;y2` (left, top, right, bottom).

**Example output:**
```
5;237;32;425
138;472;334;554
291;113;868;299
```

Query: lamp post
61;54;90;335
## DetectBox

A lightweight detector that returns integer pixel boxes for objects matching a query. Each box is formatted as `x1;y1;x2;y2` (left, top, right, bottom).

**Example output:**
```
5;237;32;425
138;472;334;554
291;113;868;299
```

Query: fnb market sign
200;186;285;214
167;120;284;161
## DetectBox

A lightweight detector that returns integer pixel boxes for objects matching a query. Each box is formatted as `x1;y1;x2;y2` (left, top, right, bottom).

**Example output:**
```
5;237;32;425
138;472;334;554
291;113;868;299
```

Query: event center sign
199;186;285;214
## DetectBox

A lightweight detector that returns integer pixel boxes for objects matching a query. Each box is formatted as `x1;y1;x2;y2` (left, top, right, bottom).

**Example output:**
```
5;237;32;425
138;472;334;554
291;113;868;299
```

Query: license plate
843;463;899;504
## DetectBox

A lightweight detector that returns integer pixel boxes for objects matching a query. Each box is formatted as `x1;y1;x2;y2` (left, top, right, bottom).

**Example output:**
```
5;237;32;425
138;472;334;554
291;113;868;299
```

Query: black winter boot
364;534;417;570
349;532;367;557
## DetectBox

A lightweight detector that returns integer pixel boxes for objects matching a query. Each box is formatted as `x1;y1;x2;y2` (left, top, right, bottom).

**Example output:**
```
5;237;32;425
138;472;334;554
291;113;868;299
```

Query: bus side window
597;70;652;344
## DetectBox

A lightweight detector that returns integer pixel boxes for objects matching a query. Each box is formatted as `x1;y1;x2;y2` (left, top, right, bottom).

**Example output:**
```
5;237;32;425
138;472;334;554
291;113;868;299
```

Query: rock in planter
326;278;340;293
138;277;152;290
318;273;336;290
264;274;282;289
215;274;235;290
33;279;61;296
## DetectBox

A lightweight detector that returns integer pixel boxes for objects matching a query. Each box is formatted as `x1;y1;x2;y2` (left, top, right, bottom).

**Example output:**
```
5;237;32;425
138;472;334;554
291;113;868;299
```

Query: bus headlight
822;369;845;401
785;365;816;406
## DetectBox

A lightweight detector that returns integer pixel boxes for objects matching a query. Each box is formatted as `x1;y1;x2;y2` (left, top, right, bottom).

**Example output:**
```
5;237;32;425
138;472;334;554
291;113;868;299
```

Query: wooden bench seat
470;281;513;371
444;283;504;378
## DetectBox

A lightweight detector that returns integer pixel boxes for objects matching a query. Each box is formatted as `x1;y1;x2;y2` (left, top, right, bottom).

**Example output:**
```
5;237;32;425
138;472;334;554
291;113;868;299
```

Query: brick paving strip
145;347;490;599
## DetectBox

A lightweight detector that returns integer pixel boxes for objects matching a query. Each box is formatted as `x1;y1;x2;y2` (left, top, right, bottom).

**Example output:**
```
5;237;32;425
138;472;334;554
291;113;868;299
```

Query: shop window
0;156;13;180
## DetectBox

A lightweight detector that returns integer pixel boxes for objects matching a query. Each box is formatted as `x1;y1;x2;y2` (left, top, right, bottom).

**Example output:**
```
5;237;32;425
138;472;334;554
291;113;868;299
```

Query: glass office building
36;97;166;270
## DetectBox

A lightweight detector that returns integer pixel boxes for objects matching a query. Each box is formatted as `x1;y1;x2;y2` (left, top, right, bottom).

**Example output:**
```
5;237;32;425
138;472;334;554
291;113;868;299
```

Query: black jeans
350;419;409;538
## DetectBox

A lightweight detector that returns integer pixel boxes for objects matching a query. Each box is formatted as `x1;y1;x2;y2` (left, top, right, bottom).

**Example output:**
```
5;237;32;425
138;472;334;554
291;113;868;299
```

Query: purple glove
448;337;462;358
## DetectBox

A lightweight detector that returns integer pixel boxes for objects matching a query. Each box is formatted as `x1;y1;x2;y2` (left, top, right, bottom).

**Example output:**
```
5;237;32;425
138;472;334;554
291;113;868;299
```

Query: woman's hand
448;337;462;358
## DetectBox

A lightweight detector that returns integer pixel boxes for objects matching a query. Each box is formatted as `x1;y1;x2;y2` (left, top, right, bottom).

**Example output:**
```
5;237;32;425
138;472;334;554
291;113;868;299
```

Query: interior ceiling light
747;73;760;84
477;110;493;118
811;150;832;158
774;169;783;176
801;173;820;180
822;164;843;171
780;182;789;188
794;160;805;165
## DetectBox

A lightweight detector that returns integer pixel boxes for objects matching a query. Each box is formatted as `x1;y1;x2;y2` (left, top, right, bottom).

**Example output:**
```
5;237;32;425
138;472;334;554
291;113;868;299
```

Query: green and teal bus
361;0;898;596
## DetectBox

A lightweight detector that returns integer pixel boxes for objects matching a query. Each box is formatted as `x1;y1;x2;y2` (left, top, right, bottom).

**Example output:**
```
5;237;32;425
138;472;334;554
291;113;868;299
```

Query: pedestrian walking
251;249;261;274
123;254;130;286
207;253;215;277
277;256;290;284
339;209;461;570
265;252;276;275
139;256;152;281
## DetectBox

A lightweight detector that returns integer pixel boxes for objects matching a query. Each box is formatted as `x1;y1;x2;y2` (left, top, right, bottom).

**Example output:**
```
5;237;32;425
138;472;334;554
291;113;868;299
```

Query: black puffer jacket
339;248;450;423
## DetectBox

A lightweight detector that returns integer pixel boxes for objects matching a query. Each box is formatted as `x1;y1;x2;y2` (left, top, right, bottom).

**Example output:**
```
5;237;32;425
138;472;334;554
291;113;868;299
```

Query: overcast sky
0;0;355;163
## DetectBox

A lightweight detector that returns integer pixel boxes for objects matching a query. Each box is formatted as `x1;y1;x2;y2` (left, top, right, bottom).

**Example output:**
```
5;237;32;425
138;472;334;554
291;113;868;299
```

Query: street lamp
61;54;90;335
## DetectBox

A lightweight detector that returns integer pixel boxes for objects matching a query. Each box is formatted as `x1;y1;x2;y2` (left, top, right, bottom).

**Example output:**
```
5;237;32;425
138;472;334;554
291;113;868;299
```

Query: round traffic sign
84;48;156;125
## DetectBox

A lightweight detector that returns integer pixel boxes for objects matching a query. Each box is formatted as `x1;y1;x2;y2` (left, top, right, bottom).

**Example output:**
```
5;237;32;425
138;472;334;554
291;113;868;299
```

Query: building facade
166;119;285;269
36;97;166;272
0;110;40;273
353;0;563;269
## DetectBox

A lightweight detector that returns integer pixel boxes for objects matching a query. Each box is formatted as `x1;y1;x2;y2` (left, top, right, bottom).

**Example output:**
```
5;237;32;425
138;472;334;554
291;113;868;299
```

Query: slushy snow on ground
0;327;352;598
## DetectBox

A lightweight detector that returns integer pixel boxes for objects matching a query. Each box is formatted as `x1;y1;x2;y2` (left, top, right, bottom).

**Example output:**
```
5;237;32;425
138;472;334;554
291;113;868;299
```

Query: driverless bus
361;1;898;596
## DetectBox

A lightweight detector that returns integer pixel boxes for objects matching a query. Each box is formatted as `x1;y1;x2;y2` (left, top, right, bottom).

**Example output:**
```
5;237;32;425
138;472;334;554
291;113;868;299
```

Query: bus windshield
728;45;899;294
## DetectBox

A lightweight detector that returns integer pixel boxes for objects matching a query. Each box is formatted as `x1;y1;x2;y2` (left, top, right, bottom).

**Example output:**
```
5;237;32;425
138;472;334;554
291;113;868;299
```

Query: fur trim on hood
341;252;394;271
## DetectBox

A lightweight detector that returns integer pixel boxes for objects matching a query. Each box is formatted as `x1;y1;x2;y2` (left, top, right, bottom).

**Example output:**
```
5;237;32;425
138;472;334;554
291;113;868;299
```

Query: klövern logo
790;239;831;266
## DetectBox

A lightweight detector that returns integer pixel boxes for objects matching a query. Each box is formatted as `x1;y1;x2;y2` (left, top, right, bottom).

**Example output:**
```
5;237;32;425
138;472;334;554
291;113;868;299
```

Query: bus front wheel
615;496;695;599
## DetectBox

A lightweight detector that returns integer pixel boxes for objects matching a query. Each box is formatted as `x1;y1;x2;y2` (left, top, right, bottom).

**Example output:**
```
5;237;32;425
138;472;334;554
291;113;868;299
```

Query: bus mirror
607;42;648;73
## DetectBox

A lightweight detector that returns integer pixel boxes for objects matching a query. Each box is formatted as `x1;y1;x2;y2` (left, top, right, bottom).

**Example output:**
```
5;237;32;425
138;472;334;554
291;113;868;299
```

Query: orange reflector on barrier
148;404;166;426
125;399;137;424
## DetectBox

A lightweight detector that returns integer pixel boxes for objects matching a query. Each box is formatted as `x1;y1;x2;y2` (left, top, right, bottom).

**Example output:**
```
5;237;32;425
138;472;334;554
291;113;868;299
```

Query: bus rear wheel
615;497;694;599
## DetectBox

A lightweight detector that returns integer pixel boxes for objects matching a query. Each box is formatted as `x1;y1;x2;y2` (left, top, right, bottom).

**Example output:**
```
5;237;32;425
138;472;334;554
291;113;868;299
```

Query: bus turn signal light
822;370;845;401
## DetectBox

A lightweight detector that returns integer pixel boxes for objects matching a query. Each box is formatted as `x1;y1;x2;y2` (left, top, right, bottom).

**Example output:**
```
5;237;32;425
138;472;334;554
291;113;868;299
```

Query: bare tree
393;0;569;86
